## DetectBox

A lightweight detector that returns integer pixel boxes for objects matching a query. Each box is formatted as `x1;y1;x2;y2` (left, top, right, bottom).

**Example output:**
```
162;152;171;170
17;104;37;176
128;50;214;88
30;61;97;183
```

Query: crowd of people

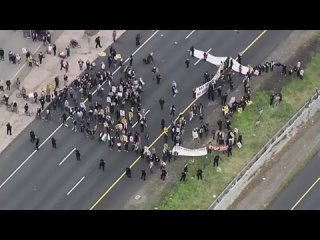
2;31;306;185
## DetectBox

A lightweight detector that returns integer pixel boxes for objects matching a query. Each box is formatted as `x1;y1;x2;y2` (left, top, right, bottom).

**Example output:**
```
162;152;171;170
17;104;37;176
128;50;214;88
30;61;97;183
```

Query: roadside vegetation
156;53;320;210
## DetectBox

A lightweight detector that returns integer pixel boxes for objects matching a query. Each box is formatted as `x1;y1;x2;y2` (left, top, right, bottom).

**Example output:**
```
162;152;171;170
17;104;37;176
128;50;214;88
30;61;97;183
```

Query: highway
268;152;320;210
0;30;293;209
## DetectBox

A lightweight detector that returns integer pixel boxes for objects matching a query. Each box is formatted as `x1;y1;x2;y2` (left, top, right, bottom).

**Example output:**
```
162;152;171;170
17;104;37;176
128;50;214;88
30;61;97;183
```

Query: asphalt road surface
0;30;293;209
268;151;320;210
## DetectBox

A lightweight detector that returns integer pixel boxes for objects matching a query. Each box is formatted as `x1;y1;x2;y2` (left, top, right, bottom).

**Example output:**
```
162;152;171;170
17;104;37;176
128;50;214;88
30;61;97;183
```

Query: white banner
195;64;223;98
172;146;208;157
194;49;227;66
194;48;250;75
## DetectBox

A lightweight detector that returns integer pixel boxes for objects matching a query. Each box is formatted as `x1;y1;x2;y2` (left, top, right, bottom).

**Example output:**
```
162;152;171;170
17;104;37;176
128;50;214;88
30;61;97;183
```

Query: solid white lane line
67;176;85;196
185;30;196;39
132;109;150;128
0;150;37;189
194;48;212;65
59;148;77;166
0;31;160;189
291;177;320;210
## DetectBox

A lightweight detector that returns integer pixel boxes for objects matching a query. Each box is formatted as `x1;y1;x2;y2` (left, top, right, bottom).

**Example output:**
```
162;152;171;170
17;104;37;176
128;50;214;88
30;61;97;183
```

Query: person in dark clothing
238;134;242;145
156;73;161;84
180;171;186;182
190;45;195;57
217;119;222;131
54;76;59;89
6;80;11;90
238;52;242;64
99;159;105;171
141;169;146;181
161;118;165;130
185;58;190;68
197;169;203;180
60;59;64;71
95;36;102;48
0;48;4;60
53;44;57;56
126;167;132;178
51;137;56;148
129;54;133;67
30;130;35;143
88;92;92;102
213;155;220;167
6;123;12;135
40;98;45;110
183;162;188;173
38;52;44;64
170;105;175;116
35;137;40;150
47;33;51;44
159;98;165;110
227;145;232;157
270;93;274;106
136;33;141;46
160;169;167;181
75;149;81;160
66;46;70;57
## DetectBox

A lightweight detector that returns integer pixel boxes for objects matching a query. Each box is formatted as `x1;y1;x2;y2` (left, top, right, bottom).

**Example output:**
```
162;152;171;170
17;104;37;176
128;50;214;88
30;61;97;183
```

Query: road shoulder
229;110;320;210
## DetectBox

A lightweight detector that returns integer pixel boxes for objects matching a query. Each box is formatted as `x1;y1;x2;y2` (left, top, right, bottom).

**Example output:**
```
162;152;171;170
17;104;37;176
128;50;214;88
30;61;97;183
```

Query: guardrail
208;89;320;210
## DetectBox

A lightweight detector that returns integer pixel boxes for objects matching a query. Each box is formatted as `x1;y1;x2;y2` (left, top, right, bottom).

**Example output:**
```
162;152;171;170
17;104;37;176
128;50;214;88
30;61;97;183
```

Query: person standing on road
53;44;57;56
160;169;167;181
30;130;35;143
170;105;176;116
95;36;102;48
78;59;84;71
0;48;4;60
75;149;81;160
47;32;51;44
129;54;133;67
126;167;131;178
185;58;190;68
6;123;12;135
51;137;57;148
161;118;165;130
35;136;40;150
136;33;141;46
6;80;11;91
60;59;64;71
112;30;117;43
156;73;161;84
66;46;70;57
99;159;105;171
159;98;165;110
40;97;45;110
141;169;146;181
190;45;195;58
72;118;77;132
197;169;203;180
61;113;68;127
172;81;177;97
16;77;20;90
38;52;44;64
